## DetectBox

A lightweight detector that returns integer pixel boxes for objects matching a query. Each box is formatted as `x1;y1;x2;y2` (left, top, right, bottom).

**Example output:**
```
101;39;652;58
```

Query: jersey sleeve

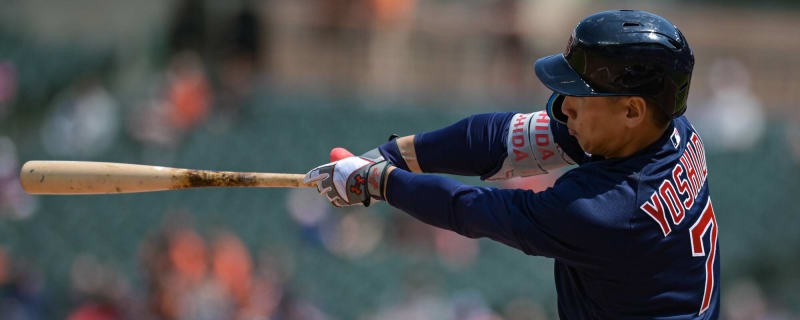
379;112;515;178
385;168;631;268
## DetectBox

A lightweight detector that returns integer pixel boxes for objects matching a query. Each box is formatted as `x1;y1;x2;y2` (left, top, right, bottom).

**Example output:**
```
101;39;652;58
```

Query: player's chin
575;138;589;152
577;140;598;155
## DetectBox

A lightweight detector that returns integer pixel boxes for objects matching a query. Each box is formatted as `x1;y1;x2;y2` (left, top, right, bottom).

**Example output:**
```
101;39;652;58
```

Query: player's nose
561;96;578;121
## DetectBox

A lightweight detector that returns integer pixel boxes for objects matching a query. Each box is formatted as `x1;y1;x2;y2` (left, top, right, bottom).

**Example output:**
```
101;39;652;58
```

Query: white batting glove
304;157;392;207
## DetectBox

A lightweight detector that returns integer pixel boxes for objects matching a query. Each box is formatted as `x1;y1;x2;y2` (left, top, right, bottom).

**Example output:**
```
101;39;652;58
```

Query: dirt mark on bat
175;170;258;189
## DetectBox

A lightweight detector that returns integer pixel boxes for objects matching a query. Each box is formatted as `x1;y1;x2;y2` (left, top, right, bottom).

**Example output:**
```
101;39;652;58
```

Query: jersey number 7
689;198;718;315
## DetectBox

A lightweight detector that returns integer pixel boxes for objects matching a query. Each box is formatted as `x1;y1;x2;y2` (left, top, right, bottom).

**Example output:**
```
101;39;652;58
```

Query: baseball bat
20;161;315;195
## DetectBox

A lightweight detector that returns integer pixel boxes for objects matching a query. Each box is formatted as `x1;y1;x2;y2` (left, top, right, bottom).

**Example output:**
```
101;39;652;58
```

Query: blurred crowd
1;0;800;318
0;0;796;159
0;211;327;320
2;0;799;158
0;189;794;319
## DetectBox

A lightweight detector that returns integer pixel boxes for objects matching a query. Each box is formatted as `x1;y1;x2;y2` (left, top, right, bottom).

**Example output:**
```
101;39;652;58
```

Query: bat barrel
21;161;179;194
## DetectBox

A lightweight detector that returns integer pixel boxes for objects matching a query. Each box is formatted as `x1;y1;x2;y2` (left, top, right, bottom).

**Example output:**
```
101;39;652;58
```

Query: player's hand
304;151;393;207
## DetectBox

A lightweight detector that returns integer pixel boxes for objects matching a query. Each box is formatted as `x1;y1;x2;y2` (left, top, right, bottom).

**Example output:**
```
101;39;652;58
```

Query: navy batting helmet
535;10;694;124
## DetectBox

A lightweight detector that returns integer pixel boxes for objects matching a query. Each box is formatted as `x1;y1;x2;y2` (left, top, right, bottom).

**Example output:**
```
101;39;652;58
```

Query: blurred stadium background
1;0;799;319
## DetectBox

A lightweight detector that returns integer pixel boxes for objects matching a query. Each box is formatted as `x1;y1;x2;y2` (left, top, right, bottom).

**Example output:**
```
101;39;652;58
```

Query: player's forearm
378;112;516;177
384;168;526;250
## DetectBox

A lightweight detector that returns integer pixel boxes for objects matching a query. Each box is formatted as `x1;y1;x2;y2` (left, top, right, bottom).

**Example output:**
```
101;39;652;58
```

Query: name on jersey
640;131;708;236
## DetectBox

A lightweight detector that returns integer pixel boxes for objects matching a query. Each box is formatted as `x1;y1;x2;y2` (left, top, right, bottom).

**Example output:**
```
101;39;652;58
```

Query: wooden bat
20;161;315;195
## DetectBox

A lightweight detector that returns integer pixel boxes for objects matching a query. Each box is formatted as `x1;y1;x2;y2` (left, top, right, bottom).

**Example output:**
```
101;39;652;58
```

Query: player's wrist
372;135;421;173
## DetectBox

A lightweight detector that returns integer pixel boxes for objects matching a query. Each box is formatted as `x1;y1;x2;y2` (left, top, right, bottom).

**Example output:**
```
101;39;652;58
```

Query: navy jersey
379;112;720;319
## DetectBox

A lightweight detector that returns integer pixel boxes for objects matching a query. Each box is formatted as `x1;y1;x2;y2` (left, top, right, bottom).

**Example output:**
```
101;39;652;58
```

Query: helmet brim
534;54;596;96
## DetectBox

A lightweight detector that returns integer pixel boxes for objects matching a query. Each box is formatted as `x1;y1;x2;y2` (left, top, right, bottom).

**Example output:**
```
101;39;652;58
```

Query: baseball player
305;10;719;319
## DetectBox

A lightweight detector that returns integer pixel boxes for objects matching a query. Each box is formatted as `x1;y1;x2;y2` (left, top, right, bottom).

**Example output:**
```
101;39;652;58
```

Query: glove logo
350;174;366;195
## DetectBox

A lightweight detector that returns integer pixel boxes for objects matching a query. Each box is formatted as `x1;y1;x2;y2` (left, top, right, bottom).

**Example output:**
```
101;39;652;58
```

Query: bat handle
177;170;317;189
252;172;317;188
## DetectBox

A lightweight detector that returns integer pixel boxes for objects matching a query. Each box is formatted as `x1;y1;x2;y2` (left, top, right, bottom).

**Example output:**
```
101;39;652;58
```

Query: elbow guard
485;111;575;180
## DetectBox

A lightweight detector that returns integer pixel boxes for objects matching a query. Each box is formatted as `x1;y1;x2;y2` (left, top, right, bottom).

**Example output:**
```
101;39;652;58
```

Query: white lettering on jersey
640;132;709;234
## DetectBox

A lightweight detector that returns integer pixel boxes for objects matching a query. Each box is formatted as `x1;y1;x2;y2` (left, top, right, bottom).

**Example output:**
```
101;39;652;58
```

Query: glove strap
360;147;385;162
365;161;392;205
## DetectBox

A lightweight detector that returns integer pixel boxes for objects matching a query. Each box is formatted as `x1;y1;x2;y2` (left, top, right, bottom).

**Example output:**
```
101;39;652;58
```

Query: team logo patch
670;128;681;149
565;32;575;56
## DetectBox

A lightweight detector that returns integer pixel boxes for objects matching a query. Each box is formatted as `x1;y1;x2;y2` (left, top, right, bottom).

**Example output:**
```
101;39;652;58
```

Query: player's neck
606;123;668;159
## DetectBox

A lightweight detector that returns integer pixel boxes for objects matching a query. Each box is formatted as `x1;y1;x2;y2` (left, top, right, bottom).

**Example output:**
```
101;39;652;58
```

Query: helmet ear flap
546;93;568;124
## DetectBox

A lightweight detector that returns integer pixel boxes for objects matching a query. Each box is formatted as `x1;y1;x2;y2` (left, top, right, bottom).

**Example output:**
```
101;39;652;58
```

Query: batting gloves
304;157;393;207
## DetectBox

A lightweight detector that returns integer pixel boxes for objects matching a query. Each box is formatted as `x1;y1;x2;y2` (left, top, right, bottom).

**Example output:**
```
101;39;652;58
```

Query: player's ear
624;96;648;128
